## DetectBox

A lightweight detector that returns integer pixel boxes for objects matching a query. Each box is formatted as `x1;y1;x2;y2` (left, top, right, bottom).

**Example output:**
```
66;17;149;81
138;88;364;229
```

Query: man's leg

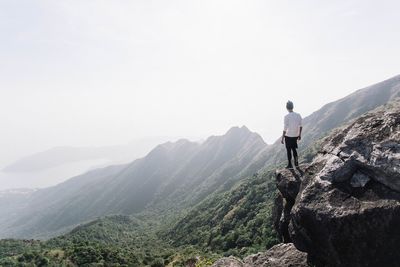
292;147;299;167
286;146;293;168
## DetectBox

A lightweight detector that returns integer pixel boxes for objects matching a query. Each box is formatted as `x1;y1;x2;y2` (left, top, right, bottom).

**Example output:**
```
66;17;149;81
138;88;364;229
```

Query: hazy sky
1;0;400;166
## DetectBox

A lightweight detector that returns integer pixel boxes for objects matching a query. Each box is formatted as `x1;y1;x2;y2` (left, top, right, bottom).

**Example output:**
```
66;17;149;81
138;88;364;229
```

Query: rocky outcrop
211;243;307;267
243;243;308;267
274;100;400;267
273;167;305;243
211;256;243;267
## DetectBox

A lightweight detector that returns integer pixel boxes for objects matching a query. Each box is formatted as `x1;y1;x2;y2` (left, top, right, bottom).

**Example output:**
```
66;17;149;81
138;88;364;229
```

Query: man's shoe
286;163;293;169
294;157;299;167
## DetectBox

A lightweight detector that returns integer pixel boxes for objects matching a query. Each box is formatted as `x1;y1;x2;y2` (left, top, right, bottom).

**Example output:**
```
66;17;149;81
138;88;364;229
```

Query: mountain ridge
2;74;400;239
0;126;266;239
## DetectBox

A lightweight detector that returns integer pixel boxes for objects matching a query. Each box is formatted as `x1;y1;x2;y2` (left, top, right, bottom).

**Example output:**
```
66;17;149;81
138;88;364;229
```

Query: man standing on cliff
281;101;302;169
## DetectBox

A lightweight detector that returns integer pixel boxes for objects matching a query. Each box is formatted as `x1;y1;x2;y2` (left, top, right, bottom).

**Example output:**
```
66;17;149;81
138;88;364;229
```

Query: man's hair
286;100;294;110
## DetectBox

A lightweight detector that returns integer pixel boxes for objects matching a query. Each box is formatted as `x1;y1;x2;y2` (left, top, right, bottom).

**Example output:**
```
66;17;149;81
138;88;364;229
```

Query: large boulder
211;256;243;267
275;100;400;267
243;243;307;267
210;243;307;267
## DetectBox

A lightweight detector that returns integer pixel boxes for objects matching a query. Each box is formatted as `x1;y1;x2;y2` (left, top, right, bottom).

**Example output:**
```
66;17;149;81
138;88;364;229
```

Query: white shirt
284;112;302;137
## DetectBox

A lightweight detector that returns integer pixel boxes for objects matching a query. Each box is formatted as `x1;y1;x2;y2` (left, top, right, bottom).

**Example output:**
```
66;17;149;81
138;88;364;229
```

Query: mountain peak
159;138;193;149
200;125;264;147
146;138;198;159
226;125;251;135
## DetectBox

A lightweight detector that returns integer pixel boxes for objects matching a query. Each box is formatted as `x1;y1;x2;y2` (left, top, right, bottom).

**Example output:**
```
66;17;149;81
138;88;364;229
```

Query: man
281;101;302;169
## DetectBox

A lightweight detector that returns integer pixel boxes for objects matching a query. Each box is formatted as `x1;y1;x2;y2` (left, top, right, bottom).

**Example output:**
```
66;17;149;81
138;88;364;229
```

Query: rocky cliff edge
213;99;400;267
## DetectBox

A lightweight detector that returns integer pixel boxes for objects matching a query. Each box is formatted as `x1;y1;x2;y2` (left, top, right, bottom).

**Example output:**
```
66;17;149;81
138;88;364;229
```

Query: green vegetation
165;170;279;258
0;239;69;266
0;239;42;258
0;169;279;266
0;215;221;266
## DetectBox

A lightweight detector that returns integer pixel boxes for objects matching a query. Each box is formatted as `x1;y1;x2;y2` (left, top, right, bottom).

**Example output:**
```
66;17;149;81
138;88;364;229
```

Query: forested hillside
0;215;219;266
0;170;281;266
166;169;279;257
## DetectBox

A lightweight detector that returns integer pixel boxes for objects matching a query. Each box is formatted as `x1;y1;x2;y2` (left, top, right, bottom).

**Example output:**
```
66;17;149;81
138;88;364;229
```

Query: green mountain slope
164;169;279;257
0;126;267;239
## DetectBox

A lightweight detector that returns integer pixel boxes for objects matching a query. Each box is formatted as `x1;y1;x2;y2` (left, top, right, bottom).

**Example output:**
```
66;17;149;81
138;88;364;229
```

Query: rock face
211;243;307;267
275;100;400;267
274;167;304;243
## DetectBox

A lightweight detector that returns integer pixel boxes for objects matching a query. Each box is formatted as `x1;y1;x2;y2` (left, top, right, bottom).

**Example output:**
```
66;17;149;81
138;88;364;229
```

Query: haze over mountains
0;136;181;190
3;74;399;192
1;75;399;241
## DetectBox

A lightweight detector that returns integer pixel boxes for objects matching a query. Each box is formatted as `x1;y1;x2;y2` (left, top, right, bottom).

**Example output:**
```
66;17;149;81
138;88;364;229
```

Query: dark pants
284;136;298;164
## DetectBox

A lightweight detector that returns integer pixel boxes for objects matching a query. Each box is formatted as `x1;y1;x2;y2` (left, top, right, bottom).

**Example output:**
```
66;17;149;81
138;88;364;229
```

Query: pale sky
1;0;400;166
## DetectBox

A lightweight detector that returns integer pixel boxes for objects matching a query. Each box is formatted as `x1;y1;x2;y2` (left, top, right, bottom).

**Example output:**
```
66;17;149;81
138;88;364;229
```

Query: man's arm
282;116;288;144
298;114;303;140
298;127;303;140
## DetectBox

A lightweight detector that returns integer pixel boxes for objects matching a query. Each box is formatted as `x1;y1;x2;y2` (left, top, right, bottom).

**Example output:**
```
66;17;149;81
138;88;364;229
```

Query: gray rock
350;171;370;187
272;193;284;241
275;100;400;267
276;168;303;200
210;243;308;267
211;256;244;267
317;155;357;182
274;167;305;243
243;243;308;267
319;102;400;191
